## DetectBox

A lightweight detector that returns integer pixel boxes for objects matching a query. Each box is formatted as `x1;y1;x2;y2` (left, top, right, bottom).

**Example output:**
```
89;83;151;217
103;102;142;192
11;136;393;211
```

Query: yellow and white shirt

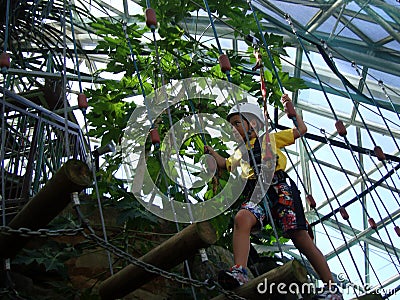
225;129;294;178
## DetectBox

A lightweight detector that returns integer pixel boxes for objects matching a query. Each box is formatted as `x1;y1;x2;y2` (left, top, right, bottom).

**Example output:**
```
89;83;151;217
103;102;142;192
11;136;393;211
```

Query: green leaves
13;241;77;275
256;224;290;249
115;192;160;227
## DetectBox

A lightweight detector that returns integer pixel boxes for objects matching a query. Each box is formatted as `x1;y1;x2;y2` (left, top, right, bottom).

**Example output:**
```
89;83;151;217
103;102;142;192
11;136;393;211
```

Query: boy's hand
281;94;291;104
281;94;308;138
204;145;227;170
204;146;217;174
281;94;297;118
204;145;213;155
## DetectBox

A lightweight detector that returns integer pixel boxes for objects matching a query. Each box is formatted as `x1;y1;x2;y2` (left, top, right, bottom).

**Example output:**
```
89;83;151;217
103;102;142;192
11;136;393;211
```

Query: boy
205;94;343;300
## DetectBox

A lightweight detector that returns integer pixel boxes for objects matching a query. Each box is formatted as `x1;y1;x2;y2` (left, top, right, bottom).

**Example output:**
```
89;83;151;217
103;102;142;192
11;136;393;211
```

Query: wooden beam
211;260;308;300
99;221;217;300
0;159;92;258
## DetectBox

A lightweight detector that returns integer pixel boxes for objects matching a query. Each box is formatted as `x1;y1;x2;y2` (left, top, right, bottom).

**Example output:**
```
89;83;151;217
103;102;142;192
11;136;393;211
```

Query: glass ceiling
1;0;400;299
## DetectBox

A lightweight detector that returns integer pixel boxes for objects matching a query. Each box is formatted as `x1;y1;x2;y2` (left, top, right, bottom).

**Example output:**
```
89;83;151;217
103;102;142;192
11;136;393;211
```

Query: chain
0;225;84;237
83;231;246;300
0;224;245;299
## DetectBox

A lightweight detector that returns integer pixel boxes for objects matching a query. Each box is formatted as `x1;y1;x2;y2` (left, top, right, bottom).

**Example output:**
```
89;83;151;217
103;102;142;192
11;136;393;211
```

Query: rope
249;5;351;274
0;0;9;226
3;0;11;53
303;140;364;294
289;14;396;213
68;0;83;94
378;80;400;125
190;0;398;122
285;15;400;275
311;162;400;226
321;45;400;207
151;110;202;299
244;9;380;292
1;82;7;228
146;5;198;221
350;68;397;151
319;129;387;291
389;160;400;183
97;1;400;296
248;0;284;94
365;150;400;226
171;53;223;203
0;0;15;294
63;0;115;275
308;206;357;294
144;5;200;298
122;22;155;126
248;11;311;189
81;102;114;275
61;0;71;158
316;45;400;262
171;55;229;283
82;3;400;298
201;0;234;84
173;54;207;145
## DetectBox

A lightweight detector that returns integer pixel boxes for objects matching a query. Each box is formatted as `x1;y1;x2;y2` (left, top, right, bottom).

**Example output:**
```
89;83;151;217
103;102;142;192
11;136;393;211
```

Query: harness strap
267;170;301;207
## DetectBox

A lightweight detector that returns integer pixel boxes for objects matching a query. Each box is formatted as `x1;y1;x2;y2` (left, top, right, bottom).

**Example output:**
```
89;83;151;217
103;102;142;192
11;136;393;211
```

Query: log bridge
99;221;217;299
0;159;92;258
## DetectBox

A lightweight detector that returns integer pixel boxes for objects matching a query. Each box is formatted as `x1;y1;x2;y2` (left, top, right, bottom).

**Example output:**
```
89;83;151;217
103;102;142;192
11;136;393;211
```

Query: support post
0;159;92;258
99;221;217;300
211;260;308;300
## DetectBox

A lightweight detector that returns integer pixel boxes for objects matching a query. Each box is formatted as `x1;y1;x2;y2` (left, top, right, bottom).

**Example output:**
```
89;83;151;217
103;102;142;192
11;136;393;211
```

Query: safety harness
243;137;301;208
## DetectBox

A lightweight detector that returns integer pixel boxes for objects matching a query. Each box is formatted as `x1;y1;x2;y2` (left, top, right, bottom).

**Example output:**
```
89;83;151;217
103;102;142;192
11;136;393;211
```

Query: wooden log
0;159;92;258
211;260;308;300
99;221;217;300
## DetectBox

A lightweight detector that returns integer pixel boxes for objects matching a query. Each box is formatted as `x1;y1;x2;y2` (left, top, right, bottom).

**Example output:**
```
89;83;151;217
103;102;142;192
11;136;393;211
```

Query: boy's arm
282;94;307;139
204;145;227;170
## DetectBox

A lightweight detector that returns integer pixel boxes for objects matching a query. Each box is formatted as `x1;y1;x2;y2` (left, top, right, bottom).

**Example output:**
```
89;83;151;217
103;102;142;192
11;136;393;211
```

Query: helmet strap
246;127;254;138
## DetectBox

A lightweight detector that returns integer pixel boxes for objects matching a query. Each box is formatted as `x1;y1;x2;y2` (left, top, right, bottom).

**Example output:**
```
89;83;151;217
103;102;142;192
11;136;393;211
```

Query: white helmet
227;102;265;125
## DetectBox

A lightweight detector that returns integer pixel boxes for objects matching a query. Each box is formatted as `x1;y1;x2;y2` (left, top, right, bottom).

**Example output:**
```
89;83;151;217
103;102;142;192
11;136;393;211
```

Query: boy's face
229;114;251;141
